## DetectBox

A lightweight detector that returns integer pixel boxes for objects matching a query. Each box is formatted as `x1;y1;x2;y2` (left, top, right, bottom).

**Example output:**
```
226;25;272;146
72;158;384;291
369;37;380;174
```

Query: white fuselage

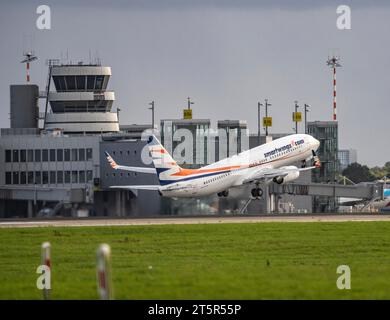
160;134;318;197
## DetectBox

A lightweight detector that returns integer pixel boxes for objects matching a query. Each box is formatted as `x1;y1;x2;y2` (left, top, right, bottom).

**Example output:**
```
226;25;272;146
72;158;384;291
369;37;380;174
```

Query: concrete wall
10;85;39;129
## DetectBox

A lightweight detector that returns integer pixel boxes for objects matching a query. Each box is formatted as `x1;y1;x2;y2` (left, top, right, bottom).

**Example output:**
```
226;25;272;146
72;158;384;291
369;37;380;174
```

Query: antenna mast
21;51;38;83
326;55;342;121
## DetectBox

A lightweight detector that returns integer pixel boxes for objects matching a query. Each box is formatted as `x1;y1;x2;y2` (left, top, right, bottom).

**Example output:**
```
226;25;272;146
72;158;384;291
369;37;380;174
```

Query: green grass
1;222;390;299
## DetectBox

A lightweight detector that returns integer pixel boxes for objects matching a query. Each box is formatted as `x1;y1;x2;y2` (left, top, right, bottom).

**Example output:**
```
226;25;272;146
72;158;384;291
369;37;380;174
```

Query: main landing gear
217;190;229;197
251;187;263;199
239;184;263;213
312;150;321;168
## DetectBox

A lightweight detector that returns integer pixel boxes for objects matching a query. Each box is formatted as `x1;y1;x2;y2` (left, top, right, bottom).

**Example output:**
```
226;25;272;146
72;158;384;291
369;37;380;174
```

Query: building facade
339;149;358;171
307;121;339;212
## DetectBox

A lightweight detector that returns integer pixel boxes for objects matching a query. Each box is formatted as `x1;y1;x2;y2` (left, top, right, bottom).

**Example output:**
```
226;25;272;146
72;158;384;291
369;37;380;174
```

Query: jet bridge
268;182;383;200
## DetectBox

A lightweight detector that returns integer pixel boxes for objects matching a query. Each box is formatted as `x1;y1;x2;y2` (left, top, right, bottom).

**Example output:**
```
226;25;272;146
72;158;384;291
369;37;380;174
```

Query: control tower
44;62;119;133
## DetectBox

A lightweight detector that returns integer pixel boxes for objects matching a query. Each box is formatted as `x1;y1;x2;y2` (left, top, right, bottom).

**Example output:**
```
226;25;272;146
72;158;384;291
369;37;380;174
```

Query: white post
96;244;113;300
41;242;51;300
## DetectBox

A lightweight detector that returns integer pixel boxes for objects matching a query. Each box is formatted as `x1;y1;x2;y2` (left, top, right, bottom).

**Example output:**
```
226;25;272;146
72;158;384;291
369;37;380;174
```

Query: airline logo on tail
105;151;118;169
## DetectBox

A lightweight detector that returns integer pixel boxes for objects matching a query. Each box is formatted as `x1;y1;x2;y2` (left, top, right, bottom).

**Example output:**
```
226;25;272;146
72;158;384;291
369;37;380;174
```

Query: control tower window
66;76;76;90
87;76;95;90
53;76;66;91
95;75;104;90
76;76;86;90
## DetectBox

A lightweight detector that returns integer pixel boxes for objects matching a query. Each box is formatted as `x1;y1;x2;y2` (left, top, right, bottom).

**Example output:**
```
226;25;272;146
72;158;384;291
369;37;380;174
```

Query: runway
0;214;390;228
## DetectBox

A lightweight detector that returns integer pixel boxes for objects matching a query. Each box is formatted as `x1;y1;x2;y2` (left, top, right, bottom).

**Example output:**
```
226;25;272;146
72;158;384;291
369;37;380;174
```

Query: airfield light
41;242;51;300
96;244;113;300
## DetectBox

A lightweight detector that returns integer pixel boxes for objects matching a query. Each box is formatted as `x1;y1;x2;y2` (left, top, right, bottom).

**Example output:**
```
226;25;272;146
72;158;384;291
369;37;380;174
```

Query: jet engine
272;166;300;184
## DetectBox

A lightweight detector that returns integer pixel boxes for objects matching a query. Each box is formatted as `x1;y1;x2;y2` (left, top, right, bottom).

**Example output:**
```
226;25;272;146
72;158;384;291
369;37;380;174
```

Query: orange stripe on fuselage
150;148;166;154
171;165;242;177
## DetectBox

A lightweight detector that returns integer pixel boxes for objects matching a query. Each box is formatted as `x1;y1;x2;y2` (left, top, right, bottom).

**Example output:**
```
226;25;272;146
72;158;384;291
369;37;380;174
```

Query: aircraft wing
242;166;316;184
105;151;156;174
109;185;160;191
339;198;365;206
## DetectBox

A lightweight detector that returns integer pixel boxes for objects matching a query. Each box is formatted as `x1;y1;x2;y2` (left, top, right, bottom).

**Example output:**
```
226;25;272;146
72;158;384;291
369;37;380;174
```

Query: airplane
105;134;321;198
339;188;390;212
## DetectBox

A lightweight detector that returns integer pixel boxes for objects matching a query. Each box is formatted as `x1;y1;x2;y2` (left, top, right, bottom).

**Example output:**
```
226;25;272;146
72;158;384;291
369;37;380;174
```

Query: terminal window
42;149;48;162
57;171;63;184
12;172;19;184
12;150;19;162
35;150;41;162
50;171;56;184
20;172;26;184
65;171;71;183
27;150;33;162
79;148;85;161
71;149;78;161
42;171;49;184
5;150;11;163
64;149;70;161
20;150;26;162
79;171;85;183
87;170;93;182
35;171;41;184
57;149;63;161
72;171;78;183
50;149;56;161
28;172;34;184
86;148;93;160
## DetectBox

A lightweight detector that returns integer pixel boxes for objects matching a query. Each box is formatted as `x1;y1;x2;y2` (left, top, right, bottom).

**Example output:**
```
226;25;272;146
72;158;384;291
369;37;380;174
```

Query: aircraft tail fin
147;135;181;184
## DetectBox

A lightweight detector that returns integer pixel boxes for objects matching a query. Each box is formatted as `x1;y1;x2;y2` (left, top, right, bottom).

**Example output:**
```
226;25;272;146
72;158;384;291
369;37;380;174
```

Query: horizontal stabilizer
109;185;160;191
105;151;156;174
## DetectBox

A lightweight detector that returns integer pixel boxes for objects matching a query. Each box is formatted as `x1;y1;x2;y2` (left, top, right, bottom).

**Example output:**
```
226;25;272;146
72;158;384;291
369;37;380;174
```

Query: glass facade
53;75;109;92
307;121;339;212
338;149;358;171
161;120;210;168
217;121;248;160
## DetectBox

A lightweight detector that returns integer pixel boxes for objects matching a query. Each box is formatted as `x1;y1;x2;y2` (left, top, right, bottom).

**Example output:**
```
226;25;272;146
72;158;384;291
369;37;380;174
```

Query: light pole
257;102;263;146
294;101;299;134
148;101;155;129
187;97;194;109
116;107;121;124
304;104;310;134
264;99;271;136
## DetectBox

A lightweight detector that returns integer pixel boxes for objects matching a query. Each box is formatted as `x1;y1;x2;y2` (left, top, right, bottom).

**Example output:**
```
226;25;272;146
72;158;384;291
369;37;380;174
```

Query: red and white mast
326;56;341;121
21;51;38;83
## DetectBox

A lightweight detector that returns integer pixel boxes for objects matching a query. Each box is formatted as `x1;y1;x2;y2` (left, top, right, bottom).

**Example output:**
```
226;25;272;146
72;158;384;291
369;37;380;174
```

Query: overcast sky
0;0;389;166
